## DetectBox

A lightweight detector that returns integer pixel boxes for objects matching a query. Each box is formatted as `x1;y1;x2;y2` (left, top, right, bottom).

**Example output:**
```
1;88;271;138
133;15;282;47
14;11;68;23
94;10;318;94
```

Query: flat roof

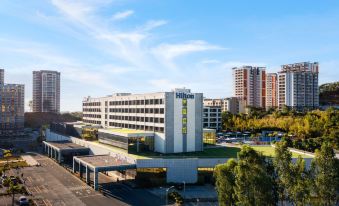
98;128;154;138
44;141;90;151
74;155;136;171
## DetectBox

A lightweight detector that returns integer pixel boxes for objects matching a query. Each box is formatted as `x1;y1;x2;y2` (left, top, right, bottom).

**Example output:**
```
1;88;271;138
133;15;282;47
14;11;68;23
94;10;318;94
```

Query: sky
0;0;339;112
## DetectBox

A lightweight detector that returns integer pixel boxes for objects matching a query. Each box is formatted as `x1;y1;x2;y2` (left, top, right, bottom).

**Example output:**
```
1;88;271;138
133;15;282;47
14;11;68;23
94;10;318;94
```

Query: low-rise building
203;106;222;131
203;97;239;114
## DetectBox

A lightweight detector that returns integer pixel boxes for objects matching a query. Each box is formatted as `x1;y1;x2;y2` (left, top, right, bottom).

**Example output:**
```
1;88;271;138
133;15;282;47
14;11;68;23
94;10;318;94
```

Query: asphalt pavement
20;153;162;206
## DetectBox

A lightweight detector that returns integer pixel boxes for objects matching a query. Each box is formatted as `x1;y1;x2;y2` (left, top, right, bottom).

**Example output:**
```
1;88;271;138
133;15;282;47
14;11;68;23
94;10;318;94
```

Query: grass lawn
95;141;312;159
0;160;28;170
251;146;312;158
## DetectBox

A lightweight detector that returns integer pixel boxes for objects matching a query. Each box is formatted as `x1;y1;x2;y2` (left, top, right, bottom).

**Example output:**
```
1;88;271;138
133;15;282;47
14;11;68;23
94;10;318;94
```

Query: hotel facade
82;88;203;154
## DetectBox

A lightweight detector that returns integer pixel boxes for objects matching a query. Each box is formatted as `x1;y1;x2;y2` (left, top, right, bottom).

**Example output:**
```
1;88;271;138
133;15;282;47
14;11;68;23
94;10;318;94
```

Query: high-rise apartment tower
277;62;319;109
232;66;266;108
0;69;25;138
266;73;278;109
33;70;60;113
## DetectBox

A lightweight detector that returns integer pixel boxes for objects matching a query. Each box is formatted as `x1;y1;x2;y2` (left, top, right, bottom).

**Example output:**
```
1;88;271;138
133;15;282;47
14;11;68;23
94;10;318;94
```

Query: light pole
166;186;175;205
182;181;186;200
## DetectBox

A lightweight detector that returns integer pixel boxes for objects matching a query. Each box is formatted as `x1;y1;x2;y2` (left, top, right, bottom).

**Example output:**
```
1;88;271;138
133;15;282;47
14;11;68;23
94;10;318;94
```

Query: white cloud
152;40;225;70
111;10;134;20
153;40;224;60
140;20;168;31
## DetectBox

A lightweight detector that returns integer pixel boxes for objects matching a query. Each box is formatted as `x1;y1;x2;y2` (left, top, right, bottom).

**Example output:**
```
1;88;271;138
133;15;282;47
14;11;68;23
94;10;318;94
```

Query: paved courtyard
18;153;162;206
20;153;128;206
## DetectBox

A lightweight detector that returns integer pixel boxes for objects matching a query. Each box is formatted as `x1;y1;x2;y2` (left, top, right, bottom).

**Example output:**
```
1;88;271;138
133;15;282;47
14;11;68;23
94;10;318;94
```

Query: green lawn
96;141;313;159
251;146;312;158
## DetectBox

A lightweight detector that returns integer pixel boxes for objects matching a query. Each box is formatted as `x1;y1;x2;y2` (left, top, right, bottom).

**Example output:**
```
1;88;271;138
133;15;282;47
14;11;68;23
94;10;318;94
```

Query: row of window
108;99;164;106
109;108;164;114
109;115;165;123
83;114;101;118
83;102;101;106
83;108;101;112
83;119;101;124
108;122;164;132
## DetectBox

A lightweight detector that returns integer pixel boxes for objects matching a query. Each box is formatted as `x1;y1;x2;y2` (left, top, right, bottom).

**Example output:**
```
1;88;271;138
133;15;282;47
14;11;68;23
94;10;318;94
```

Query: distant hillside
25;112;82;128
319;82;339;106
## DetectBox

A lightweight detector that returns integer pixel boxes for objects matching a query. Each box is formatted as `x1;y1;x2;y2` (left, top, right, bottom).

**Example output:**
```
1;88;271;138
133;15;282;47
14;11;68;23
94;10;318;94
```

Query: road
20;153;162;206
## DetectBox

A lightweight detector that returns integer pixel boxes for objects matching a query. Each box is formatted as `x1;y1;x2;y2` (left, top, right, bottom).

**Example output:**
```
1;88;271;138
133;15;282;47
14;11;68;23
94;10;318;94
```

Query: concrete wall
136;158;228;183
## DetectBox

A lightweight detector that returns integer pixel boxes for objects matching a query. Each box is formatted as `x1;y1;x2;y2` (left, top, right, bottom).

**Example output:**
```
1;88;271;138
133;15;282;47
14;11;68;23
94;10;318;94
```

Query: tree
289;157;311;206
311;142;339;206
274;141;293;204
234;145;277;206
214;159;238;206
7;182;22;206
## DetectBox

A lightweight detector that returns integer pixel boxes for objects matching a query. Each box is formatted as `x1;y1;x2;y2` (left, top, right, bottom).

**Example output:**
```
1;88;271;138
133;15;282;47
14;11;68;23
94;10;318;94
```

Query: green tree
274;141;293;204
7;182;22;206
289;157;311;206
214;159;238;206
234;145;277;206
311;142;339;206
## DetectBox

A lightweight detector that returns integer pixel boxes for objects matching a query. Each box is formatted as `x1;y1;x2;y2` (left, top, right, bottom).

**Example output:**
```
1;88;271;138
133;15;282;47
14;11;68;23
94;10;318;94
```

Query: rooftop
75;154;134;168
98;128;155;138
44;141;89;151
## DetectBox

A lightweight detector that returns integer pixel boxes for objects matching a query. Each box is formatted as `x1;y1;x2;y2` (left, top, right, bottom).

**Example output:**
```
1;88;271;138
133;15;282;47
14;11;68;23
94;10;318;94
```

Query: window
183;99;187;106
182;127;187;134
182;118;187;124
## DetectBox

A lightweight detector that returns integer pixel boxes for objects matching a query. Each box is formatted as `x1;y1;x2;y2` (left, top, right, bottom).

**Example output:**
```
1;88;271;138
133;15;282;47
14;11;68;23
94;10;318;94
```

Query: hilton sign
176;92;194;99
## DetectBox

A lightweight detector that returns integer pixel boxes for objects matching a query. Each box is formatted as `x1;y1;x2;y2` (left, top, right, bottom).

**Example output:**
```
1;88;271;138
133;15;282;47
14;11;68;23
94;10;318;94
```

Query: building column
47;145;50;157
58;150;61;163
73;158;76;173
86;165;90;185
79;162;83;179
94;168;98;190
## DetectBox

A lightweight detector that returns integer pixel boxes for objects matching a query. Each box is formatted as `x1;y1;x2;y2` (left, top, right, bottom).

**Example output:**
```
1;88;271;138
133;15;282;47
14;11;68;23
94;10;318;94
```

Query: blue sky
0;0;339;112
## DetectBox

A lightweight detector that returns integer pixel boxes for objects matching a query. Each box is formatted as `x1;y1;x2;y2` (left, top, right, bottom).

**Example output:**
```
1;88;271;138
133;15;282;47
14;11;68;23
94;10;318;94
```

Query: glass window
182;127;187;134
183;99;187;106
182;118;187;124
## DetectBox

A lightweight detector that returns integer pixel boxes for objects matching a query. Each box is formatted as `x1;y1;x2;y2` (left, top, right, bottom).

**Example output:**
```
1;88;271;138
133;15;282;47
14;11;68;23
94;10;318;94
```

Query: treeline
25;112;82;128
319;81;339;105
222;107;339;150
214;142;339;206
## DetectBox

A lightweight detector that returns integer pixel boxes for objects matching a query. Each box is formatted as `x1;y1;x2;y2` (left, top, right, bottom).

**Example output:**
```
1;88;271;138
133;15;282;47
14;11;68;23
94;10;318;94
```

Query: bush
168;191;184;205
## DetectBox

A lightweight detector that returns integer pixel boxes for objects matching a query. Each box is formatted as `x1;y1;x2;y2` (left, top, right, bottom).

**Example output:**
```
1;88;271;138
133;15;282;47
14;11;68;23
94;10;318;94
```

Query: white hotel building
82;88;203;154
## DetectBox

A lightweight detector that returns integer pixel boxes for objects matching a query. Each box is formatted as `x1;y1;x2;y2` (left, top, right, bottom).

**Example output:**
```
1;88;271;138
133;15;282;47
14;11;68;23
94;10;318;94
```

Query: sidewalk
21;155;39;166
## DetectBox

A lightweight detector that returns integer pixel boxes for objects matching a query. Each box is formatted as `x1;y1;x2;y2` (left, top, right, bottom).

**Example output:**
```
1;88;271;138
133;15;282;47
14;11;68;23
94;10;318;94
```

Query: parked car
10;176;17;185
19;196;29;206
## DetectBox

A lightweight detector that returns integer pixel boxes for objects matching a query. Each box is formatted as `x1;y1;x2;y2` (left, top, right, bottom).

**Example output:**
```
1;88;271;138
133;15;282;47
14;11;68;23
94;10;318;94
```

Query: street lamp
166;186;175;205
182;181;186;200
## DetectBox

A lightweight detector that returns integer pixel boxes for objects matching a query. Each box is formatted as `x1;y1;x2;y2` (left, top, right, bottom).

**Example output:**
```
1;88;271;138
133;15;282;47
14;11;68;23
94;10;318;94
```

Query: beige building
266;73;278;109
33;70;60;113
232;66;266;108
203;97;239;114
278;62;319;109
0;69;25;138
